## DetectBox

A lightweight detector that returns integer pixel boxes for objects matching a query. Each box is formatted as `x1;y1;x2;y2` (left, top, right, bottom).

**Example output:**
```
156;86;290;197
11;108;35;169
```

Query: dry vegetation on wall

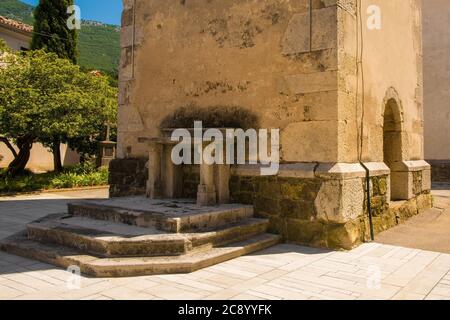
160;105;260;130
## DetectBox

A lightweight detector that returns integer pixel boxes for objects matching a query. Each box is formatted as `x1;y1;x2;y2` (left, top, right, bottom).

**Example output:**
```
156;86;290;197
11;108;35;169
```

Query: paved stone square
0;187;450;300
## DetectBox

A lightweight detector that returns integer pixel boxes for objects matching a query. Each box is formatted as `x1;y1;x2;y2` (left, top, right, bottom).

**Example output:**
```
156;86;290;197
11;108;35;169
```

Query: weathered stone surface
0;231;280;278
285;219;327;248
311;6;337;51
428;160;450;183
326;220;363;250
68;198;254;233
314;178;364;224
109;158;148;197
282;12;310;55
0;196;281;278
27;214;270;257
284;71;338;95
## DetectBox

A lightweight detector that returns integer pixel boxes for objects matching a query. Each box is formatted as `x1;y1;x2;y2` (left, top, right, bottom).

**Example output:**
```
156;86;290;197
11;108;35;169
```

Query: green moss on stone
326;220;363;250
285;219;326;248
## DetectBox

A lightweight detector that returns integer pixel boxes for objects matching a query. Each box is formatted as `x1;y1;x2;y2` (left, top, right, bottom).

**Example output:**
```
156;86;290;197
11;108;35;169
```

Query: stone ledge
231;162;389;180
390;160;431;172
232;163;317;179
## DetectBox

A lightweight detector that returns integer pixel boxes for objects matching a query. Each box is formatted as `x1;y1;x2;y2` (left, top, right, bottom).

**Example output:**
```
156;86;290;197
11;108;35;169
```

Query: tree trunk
7;136;33;177
52;137;63;173
0;137;18;158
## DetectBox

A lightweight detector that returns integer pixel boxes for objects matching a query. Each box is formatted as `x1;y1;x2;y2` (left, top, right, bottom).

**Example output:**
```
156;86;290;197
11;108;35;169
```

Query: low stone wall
229;163;432;250
428;160;450;183
109;158;148;197
229;173;367;249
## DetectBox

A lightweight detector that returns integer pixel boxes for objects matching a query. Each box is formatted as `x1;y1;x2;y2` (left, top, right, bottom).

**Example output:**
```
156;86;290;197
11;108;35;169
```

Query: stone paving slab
0;188;450;300
376;186;450;254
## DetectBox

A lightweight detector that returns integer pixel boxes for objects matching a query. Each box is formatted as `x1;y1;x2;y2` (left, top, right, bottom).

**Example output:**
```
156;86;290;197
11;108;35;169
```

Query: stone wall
118;0;347;162
182;165;200;199
229;165;431;250
423;1;450;167
109;158;148;197
428;160;450;183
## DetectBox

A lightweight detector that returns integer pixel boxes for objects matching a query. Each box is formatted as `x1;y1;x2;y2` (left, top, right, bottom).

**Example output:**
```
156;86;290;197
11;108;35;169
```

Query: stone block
416;193;433;212
314;178;364;224
326;220;362;250
281;121;338;163
285;219;327;248
280;199;315;220
422;168;432;191
312;6;337;51
254;196;280;217
284;71;337;94
282;12;311;55
391;171;414;200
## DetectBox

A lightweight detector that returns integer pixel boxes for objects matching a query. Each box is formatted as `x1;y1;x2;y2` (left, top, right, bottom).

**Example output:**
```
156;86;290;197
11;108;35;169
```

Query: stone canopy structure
112;0;432;250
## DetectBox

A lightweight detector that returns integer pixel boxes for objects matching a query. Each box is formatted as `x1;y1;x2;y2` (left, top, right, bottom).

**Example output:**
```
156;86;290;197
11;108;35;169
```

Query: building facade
423;0;450;182
0;15;32;51
112;0;432;249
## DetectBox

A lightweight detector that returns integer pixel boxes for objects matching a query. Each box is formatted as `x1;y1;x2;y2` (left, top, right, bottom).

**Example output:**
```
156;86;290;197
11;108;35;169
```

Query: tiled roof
0;16;33;34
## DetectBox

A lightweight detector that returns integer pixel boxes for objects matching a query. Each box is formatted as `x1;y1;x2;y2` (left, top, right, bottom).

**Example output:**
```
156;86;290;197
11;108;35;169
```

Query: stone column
197;162;217;206
162;145;183;198
215;165;230;205
147;143;162;199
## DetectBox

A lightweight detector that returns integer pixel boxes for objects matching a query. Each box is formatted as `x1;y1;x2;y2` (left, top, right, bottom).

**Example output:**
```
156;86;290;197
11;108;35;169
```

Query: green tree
30;0;80;171
31;0;78;64
0;50;117;177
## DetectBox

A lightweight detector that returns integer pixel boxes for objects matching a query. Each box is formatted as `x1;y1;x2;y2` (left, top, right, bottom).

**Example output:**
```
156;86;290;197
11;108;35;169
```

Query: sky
20;0;123;25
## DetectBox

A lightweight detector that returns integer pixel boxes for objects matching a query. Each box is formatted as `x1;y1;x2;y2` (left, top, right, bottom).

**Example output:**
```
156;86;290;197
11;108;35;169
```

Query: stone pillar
197;162;217;206
162;145;182;198
390;160;431;200
147;143;162;199
215;165;230;204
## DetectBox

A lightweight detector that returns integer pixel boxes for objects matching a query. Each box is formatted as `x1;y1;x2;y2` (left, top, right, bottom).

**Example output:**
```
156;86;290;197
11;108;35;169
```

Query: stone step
27;214;270;257
0;232;281;277
68;198;254;233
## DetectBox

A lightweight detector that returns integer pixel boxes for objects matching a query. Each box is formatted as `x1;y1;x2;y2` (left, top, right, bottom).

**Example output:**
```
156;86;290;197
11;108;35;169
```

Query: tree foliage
31;0;78;64
0;50;117;176
0;39;9;53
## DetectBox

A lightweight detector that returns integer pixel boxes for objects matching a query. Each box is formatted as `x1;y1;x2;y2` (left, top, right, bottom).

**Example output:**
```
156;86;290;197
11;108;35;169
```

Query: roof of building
0;16;33;34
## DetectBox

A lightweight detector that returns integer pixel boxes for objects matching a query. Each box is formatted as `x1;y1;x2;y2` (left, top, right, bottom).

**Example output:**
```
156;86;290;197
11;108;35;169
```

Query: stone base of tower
230;162;432;250
108;159;432;250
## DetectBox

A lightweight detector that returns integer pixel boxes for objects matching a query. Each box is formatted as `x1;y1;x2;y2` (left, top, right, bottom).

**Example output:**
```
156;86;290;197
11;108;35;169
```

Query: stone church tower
112;0;432;249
